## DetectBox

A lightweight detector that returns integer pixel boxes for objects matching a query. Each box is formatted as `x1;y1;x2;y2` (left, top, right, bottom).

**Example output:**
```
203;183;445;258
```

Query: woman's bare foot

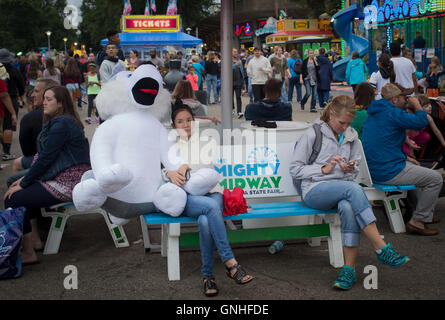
21;248;39;265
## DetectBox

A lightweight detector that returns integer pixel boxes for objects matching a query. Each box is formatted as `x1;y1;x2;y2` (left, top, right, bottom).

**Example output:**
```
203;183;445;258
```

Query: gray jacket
289;119;361;197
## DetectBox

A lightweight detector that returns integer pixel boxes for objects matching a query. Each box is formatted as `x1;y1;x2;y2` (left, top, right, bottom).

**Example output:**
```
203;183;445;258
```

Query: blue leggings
4;182;62;234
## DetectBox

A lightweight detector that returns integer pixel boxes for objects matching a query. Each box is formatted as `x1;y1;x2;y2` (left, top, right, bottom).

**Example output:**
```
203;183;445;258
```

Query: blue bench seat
144;201;337;225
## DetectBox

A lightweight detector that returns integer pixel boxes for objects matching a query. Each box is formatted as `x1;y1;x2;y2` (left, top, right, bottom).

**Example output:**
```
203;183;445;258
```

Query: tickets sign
121;15;180;32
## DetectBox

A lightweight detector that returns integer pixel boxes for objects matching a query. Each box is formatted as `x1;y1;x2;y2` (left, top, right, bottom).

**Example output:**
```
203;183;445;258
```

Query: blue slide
332;3;369;81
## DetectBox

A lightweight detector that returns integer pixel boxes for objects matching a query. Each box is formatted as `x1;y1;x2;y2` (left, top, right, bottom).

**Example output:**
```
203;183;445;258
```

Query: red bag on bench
222;187;248;217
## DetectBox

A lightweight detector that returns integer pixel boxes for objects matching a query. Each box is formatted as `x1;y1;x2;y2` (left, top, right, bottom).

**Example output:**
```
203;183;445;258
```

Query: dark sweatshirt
245;99;292;121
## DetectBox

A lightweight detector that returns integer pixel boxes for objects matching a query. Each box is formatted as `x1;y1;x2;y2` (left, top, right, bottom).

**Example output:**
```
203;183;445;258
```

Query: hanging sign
121;15;180;32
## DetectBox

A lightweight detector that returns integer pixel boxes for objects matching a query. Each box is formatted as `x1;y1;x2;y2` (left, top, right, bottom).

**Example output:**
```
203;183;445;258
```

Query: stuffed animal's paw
182;168;221;196
96;164;134;194
73;179;107;211
153;183;187;217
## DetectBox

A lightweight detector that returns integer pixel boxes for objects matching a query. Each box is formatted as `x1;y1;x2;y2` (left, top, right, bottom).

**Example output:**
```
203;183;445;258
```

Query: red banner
121;15;180;32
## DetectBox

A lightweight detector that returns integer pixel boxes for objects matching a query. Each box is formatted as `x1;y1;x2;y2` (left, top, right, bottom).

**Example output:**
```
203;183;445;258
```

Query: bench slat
372;184;416;192
144;201;336;225
179;224;331;246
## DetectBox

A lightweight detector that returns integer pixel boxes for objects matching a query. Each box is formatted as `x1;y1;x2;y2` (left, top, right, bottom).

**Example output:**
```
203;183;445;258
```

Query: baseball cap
381;83;408;100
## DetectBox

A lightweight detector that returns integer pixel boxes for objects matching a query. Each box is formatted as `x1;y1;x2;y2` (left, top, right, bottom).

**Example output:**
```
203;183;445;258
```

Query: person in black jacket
316;47;333;110
245;79;292;121
205;51;219;104
300;48;319;112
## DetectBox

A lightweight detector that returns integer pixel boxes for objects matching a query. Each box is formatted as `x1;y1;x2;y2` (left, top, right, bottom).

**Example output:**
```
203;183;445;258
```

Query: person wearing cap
247;47;272;102
362;83;442;236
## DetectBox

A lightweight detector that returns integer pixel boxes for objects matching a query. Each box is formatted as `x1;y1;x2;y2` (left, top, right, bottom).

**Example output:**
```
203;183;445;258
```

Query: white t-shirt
369;71;390;100
391;57;416;90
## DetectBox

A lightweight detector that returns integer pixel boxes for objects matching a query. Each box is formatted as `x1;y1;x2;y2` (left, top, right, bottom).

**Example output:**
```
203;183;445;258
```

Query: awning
266;30;333;45
100;32;202;48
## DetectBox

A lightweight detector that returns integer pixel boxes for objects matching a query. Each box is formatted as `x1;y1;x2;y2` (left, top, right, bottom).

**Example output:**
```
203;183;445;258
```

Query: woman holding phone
289;95;410;290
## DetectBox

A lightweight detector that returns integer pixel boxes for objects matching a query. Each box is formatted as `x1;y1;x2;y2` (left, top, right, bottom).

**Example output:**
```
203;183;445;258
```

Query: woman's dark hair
354;82;375;109
378;53;396;83
63;57;81;79
42;86;83;128
45;58;57;76
131;49;139;57
171;98;195;126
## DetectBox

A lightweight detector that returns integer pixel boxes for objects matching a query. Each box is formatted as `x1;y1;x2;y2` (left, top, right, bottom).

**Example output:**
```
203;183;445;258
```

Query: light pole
186;27;191;34
46;31;52;52
63;37;67;54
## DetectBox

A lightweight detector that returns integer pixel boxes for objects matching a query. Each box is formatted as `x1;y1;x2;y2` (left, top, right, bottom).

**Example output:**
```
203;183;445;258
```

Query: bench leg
161;224;168;257
324;214;344;268
167;223;181;281
383;196;406;234
100;210;130;248
307;215;323;247
43;214;68;255
140;216;151;252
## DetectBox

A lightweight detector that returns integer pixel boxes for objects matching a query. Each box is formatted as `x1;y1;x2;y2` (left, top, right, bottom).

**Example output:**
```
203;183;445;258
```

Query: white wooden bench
41;203;130;254
139;140;415;281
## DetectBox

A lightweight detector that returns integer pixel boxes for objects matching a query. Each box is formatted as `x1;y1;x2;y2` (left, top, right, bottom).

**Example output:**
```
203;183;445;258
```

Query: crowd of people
1;32;444;296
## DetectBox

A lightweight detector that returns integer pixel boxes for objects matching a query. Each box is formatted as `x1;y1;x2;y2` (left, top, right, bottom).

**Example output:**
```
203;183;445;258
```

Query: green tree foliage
80;0;214;52
0;0;77;53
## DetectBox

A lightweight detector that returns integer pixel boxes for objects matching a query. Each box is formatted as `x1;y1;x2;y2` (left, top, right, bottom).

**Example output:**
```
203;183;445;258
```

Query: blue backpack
0;207;25;280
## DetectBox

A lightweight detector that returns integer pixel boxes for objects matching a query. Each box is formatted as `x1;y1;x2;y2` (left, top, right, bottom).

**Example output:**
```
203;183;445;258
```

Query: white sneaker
237;112;244;119
107;213;131;226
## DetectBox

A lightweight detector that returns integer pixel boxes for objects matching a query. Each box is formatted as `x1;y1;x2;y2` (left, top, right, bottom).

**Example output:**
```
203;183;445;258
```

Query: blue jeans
182;192;234;277
301;79;317;111
206;74;218;104
303;181;376;247
280;79;288;103
248;77;254;101
317;88;330;109
288;76;302;102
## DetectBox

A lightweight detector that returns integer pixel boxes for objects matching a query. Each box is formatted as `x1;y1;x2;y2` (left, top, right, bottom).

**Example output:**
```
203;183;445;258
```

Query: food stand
100;15;203;61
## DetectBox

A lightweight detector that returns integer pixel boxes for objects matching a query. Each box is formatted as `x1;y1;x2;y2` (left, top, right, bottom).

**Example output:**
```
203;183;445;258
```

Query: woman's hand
407;156;420;166
166;170;187;186
321;155;344;174
4;182;23;200
209;117;221;124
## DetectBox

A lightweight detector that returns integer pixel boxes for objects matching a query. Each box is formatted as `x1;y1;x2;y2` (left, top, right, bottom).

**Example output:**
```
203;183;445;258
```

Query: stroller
401;97;445;222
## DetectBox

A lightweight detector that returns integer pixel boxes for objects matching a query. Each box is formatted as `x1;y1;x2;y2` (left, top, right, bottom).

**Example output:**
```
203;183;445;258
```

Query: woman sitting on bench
164;100;253;297
3;86;91;265
289;95;410;290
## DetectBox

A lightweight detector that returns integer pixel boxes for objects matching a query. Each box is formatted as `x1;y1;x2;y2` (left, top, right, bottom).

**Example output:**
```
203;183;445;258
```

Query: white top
247;56;272;85
369;71;390;100
391;57;416;90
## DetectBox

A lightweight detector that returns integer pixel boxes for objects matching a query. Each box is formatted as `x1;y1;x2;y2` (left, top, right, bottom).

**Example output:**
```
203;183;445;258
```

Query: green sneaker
333;265;356;290
377;243;410;268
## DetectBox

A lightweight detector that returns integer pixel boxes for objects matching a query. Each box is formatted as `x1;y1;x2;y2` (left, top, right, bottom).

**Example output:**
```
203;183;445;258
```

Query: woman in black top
204;51;219;104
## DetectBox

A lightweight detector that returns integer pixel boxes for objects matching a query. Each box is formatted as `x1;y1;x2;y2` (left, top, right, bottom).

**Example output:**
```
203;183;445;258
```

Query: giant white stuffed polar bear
72;64;220;223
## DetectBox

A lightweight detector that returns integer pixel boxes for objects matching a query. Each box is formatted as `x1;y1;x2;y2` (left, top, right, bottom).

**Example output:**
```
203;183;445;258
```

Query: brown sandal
226;264;254;285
